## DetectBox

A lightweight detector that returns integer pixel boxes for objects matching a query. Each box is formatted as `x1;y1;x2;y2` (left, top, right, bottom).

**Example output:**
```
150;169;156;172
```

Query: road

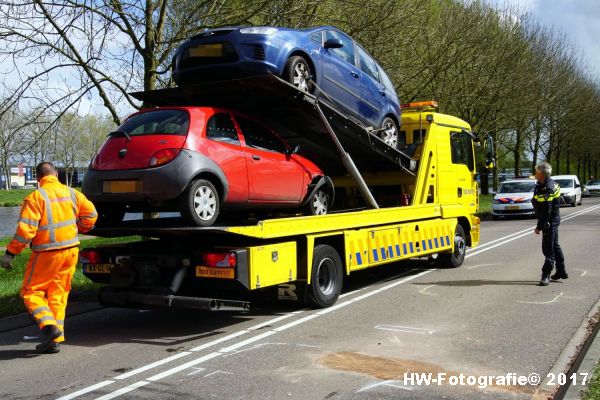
1;198;599;400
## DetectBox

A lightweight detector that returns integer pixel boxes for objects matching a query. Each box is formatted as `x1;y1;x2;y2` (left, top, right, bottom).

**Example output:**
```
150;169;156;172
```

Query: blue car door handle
379;89;386;96
351;71;359;78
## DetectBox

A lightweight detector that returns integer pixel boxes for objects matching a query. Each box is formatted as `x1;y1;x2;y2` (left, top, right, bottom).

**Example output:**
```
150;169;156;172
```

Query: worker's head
534;161;552;182
35;162;58;181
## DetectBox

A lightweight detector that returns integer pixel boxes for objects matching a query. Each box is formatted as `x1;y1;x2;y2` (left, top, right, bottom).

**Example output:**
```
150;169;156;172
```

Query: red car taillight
149;148;180;167
80;249;102;264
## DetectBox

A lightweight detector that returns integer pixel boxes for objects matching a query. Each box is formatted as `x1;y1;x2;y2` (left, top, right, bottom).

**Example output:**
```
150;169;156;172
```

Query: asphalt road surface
1;198;599;400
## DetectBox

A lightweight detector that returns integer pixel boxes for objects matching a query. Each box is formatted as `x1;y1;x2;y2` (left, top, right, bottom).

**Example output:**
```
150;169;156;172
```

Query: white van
552;175;582;207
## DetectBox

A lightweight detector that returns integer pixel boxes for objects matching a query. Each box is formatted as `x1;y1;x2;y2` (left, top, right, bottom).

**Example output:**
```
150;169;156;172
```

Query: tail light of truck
80;249;102;264
202;252;237;268
149;148;180;167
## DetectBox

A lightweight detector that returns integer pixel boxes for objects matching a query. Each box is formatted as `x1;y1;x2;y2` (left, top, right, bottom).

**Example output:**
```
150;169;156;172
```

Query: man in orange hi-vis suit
0;162;97;354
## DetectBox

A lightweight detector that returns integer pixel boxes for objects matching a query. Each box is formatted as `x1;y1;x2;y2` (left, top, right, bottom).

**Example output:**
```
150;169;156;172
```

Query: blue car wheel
283;56;314;93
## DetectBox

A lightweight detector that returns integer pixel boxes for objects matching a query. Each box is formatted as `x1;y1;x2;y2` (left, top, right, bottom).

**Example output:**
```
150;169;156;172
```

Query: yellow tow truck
80;77;493;310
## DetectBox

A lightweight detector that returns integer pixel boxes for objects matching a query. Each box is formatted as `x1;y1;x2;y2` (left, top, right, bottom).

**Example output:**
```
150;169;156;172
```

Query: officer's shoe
551;271;569;280
538;276;550;286
35;341;60;354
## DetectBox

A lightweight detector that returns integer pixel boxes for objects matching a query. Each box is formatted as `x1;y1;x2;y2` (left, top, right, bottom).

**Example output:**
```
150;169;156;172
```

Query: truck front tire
438;224;466;268
307;244;343;308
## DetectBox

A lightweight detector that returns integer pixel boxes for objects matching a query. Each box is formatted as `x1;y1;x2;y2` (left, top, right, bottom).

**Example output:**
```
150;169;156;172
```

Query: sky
488;0;600;79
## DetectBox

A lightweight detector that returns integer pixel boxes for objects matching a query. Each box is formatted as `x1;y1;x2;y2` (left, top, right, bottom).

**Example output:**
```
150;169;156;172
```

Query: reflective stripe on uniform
18;217;39;227
32;237;80;251
24;252;40;289
31;306;52;317
533;185;561;202
37;219;78;231
37;315;56;324
69;188;78;216
38;188;56;244
12;234;30;244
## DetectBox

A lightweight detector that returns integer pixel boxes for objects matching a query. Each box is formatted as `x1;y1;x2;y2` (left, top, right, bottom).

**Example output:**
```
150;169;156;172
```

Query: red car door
234;114;304;202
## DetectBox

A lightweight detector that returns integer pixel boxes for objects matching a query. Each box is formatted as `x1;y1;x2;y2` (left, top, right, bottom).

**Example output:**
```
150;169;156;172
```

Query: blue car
172;26;402;148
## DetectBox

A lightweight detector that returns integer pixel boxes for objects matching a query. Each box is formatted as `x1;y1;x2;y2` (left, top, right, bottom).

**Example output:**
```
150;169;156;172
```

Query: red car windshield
113;109;190;137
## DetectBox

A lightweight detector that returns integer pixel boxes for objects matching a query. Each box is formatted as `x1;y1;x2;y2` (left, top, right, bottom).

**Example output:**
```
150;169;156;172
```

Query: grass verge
582;361;600;399
0;189;33;207
0;236;141;318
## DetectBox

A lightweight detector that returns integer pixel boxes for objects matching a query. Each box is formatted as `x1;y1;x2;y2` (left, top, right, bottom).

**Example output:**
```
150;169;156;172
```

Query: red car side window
206;113;239;144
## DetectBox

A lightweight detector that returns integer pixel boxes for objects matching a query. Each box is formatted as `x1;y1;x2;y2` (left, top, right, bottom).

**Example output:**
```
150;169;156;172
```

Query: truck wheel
180;179;219;227
307;245;343;308
380;117;399;149
438;224;466;268
283;56;314;93
304;187;330;216
96;206;125;227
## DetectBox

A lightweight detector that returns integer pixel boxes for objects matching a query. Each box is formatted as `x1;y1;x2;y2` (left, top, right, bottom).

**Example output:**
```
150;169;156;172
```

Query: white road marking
518;292;564;305
114;351;192;380
356;380;414;393
418;285;438;296
204;370;233;378
59;203;600;399
375;325;435;335
467;263;500;270
146;352;221;382
186;367;205;376
55;381;115;400
94;381;150;400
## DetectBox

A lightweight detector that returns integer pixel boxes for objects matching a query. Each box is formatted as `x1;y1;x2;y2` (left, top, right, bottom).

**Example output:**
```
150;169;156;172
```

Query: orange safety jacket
7;175;98;255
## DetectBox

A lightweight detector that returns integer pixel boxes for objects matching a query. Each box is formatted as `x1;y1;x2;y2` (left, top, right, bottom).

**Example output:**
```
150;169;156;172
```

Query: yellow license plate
189;44;223;57
196;266;235;279
103;180;140;193
505;205;520;210
84;264;113;273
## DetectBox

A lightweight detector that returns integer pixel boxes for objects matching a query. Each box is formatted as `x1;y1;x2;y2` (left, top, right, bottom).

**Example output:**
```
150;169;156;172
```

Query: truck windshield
499;181;535;193
113;110;190;137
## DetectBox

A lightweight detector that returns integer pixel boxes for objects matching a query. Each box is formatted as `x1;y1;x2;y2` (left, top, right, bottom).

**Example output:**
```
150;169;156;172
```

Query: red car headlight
149;148;180;167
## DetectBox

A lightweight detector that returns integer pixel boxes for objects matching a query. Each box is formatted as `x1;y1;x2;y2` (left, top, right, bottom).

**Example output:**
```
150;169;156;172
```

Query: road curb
0;296;104;334
535;295;600;399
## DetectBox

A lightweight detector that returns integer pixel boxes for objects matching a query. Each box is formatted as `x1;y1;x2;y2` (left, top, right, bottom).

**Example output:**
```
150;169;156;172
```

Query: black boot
551;270;568;280
539;275;550;286
36;325;62;354
36;341;60;354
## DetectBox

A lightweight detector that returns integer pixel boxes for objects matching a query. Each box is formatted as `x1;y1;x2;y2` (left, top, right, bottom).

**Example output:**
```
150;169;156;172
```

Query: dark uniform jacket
532;177;561;231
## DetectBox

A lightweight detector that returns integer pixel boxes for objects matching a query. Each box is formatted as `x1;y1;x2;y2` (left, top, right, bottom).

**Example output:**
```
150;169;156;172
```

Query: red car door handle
252;155;261;160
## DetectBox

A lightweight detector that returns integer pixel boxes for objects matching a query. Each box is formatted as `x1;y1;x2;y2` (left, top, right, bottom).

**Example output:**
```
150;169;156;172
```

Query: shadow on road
0;349;40;360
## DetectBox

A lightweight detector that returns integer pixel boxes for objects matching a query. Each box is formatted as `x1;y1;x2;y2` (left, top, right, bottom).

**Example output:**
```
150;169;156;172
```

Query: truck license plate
84;264;113;273
196;266;234;279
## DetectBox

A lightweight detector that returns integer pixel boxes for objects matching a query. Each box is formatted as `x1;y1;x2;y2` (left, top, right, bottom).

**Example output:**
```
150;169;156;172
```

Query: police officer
532;161;567;286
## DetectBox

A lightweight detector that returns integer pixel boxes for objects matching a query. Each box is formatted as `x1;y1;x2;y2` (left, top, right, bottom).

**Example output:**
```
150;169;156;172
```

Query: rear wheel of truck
284;56;314;94
307;244;343;308
180;179;220;227
438;224;466;268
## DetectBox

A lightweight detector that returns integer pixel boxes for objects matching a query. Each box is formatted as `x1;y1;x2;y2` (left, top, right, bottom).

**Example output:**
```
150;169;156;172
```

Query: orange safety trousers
20;247;79;343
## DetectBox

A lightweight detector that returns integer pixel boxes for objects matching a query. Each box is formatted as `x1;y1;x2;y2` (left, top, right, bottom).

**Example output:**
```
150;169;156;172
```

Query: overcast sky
488;0;600;79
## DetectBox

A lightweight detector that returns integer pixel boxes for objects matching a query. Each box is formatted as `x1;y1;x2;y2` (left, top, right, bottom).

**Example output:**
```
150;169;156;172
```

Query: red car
82;107;333;226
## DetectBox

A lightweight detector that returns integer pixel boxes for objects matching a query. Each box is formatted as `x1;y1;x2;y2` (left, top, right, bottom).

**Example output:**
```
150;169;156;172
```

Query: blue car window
310;31;323;44
357;46;379;82
236;116;286;153
206;113;239;144
325;30;355;65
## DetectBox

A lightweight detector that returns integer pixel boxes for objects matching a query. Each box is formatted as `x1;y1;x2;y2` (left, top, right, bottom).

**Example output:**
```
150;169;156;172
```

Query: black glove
1;252;14;270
